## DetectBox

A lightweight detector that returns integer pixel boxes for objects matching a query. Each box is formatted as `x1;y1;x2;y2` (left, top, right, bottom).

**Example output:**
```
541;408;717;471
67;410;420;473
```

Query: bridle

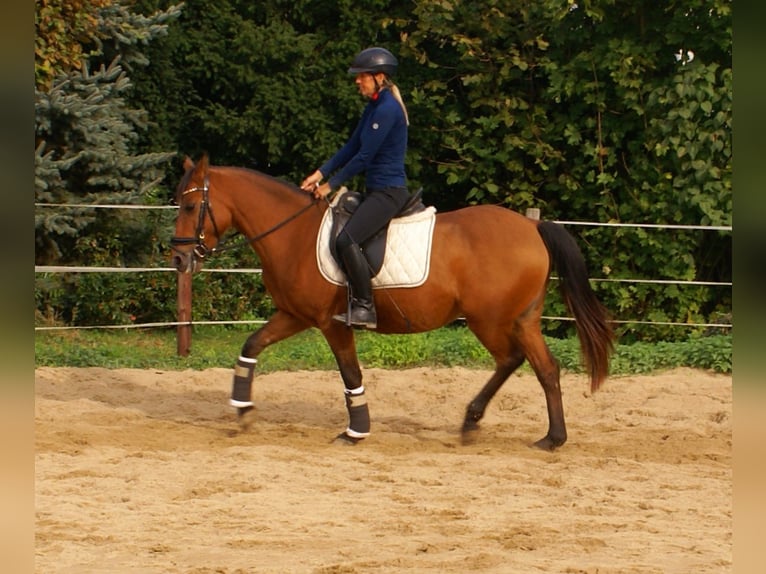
170;175;221;261
170;174;320;263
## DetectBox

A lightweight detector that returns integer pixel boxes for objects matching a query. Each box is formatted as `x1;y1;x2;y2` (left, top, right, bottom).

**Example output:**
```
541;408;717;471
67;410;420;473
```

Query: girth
329;188;426;277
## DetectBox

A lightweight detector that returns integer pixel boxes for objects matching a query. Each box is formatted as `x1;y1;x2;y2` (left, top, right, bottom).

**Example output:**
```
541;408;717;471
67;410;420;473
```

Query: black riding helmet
348;47;398;77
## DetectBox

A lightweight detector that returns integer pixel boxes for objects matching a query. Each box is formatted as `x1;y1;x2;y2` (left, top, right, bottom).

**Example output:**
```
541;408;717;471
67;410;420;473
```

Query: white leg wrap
231;356;258;408
230;398;255;408
344;427;370;439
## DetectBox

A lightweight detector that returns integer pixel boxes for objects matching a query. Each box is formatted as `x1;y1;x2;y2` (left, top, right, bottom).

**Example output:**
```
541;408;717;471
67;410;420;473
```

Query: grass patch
35;325;732;375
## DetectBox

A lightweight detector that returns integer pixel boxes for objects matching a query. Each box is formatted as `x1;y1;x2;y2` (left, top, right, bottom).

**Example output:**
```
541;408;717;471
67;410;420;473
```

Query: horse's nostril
172;255;186;272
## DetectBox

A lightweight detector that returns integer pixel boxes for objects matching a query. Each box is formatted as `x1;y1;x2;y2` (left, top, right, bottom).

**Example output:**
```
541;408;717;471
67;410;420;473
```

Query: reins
210;197;319;255
172;174;416;329
170;175;321;260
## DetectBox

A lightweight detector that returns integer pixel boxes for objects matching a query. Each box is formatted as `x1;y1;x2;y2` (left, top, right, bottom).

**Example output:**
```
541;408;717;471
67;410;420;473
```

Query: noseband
170;175;221;261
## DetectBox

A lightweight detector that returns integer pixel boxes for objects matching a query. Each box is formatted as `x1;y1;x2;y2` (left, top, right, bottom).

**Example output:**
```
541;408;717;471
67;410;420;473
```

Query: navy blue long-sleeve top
320;88;408;192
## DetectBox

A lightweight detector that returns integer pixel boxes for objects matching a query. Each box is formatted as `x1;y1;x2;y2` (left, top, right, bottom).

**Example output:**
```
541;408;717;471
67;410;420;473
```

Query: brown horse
171;154;614;449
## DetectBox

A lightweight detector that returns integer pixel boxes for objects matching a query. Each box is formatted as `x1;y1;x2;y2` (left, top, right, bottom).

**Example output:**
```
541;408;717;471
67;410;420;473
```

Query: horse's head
171;154;226;273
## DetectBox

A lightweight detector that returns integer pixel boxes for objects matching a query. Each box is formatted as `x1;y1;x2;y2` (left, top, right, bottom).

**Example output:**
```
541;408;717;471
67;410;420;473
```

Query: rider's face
355;73;383;99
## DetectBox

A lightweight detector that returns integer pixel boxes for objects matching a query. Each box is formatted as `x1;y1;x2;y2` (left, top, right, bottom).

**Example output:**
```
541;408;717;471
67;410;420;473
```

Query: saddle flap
327;187;427;274
317;190;437;289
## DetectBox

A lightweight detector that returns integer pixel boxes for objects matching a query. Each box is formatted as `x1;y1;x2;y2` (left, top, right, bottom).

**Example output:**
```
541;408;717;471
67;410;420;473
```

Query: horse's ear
196;152;209;174
183;156;195;171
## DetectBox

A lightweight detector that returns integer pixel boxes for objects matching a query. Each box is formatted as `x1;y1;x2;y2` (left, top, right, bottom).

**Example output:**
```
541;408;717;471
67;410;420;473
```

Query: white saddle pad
316;190;437;289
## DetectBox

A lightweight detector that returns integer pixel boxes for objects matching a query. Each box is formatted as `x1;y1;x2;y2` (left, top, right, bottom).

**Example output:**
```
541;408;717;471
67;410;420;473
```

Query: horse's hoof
460;424;480;446
332;431;365;446
237;406;256;431
532;435;565;451
462;418;479;432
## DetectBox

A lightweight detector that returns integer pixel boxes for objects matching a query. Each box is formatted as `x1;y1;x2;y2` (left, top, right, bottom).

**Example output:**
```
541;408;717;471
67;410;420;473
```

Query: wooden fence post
177;271;192;356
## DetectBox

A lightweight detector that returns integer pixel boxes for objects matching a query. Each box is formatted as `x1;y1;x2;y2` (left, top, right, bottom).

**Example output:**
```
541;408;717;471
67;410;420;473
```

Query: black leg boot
334;243;377;329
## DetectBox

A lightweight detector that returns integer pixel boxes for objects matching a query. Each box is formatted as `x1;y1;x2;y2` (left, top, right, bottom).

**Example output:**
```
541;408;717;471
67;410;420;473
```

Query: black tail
537;221;615;392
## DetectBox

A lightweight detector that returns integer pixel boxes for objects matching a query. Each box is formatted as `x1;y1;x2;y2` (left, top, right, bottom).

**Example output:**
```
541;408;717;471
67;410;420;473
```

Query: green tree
36;0;731;338
129;0;414;188
390;0;563;210
538;0;732;339
35;0;113;90
389;0;731;339
35;1;183;264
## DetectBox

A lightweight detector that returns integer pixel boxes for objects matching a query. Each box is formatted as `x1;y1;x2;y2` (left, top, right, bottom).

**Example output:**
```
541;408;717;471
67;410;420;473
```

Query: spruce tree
34;1;182;265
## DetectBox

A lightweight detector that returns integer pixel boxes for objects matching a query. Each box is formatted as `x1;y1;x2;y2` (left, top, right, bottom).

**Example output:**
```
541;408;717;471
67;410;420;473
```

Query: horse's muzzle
172;251;201;273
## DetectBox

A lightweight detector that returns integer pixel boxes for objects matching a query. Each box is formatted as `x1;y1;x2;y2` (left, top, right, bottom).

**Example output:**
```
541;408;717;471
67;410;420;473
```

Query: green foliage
394;0;731;338
35;0;113;90
34;326;732;375
392;0;565;211
608;334;732;374
35;237;275;327
35;271;176;326
537;1;731;340
35;0;732;342
129;0;410;186
35;0;183;89
35;1;183;264
356;327;492;368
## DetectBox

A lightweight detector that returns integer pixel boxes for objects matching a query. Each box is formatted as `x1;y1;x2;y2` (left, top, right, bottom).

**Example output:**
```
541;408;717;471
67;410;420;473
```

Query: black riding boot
334;243;377;329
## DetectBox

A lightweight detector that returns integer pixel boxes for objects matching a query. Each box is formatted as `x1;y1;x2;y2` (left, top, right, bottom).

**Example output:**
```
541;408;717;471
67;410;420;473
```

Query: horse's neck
229;171;320;266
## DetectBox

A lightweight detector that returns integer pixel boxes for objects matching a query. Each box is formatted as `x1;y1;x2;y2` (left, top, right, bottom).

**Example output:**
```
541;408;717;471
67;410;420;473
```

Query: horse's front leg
322;323;369;444
231;310;308;427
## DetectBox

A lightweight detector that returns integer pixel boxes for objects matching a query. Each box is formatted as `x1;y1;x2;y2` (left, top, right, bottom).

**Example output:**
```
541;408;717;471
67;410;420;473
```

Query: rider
300;47;410;330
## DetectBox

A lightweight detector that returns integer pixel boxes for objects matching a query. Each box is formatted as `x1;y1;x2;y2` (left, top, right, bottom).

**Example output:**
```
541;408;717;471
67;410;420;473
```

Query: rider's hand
300;170;323;193
313;182;331;200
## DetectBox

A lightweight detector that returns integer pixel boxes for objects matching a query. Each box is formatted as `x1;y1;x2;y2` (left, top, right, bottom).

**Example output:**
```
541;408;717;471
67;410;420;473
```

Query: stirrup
332;313;377;329
333;304;377;329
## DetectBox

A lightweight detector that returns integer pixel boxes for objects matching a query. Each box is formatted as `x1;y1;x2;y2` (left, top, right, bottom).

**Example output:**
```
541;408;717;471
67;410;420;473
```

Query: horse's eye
183;203;196;213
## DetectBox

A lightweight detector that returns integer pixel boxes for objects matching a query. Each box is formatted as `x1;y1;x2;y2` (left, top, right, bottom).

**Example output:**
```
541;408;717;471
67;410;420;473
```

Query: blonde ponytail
385;80;410;126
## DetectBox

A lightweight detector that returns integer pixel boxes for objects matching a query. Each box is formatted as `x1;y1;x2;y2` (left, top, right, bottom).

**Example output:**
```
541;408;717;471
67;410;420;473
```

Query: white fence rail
34;203;732;332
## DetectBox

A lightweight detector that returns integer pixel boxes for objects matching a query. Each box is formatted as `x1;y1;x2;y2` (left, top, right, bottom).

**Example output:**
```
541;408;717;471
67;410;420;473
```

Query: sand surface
35;366;731;573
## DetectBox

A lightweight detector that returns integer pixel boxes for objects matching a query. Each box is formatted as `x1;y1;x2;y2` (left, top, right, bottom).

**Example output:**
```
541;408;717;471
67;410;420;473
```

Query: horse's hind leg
462;313;565;449
232;310;308;428
516;324;567;450
462;348;525;437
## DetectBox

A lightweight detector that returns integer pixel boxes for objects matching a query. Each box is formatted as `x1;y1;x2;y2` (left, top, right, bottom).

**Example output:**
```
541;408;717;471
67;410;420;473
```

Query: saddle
329;188;426;277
